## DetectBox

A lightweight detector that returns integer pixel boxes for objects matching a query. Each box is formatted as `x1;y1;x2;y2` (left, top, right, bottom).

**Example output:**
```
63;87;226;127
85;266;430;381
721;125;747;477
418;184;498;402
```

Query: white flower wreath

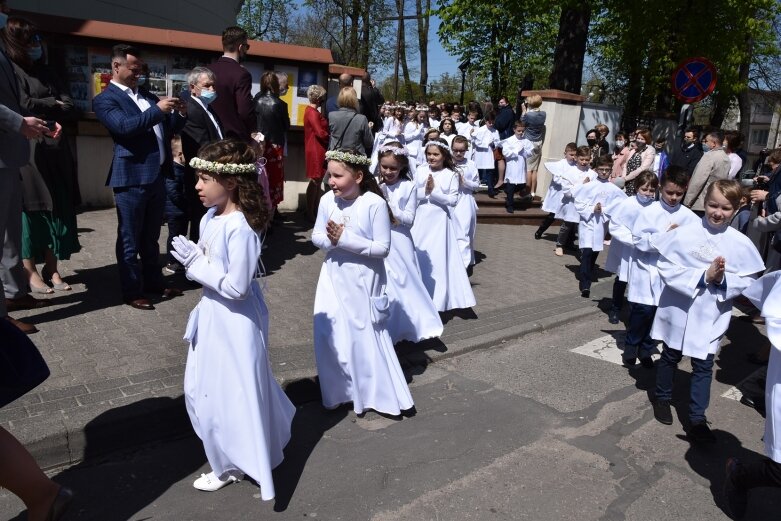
325;150;372;166
189;157;257;175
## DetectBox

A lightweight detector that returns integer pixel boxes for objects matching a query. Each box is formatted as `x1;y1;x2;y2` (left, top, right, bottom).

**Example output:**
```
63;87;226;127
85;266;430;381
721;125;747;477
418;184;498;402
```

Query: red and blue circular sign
671;57;718;103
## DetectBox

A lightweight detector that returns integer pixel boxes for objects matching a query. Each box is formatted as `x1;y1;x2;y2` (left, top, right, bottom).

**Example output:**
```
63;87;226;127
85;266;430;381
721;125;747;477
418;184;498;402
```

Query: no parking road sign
671;57;718;103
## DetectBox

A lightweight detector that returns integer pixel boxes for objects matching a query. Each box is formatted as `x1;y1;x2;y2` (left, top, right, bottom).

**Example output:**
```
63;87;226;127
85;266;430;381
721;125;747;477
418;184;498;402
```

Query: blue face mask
27;46;42;61
702;143;710;152
636;193;654;205
198;89;217;105
0;12;7;30
136;75;147;86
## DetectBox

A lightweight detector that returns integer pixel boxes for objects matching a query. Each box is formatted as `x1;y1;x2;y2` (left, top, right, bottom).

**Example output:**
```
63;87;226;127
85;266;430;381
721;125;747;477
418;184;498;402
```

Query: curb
17;282;611;472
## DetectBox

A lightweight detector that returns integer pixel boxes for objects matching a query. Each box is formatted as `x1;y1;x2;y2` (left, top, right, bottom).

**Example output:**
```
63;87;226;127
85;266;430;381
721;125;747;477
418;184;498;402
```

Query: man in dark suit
208;26;255;142
359;72;384;134
93;44;184;310
181;66;223;243
324;73;353;120
0;0;54;333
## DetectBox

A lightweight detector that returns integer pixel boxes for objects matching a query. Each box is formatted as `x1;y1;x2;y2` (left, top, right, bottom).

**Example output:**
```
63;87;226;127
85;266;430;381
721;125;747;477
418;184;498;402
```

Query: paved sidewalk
2;208;612;469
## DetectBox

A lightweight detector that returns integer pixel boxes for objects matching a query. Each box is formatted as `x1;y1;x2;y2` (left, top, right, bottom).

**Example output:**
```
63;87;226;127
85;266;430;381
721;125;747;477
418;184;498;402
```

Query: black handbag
0;319;50;408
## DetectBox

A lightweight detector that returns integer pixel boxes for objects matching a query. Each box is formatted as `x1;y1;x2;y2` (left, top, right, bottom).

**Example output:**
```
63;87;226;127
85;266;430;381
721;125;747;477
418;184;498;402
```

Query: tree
435;0;558;103
548;1;591;93
415;0;431;98
237;0;298;42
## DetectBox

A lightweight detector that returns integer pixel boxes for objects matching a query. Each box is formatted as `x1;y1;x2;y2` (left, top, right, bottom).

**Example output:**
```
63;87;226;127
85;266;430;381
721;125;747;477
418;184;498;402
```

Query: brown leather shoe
125;298;154;310
4;315;38;334
161;287;183;299
6;294;52;311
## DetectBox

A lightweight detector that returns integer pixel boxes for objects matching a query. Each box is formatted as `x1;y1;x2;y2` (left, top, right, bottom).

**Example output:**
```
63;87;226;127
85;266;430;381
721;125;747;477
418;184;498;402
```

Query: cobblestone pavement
3;207;610;467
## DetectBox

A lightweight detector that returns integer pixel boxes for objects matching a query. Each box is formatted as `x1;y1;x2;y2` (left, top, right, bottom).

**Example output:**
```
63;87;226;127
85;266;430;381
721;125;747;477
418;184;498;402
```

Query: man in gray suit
0;0;57;333
683;130;731;215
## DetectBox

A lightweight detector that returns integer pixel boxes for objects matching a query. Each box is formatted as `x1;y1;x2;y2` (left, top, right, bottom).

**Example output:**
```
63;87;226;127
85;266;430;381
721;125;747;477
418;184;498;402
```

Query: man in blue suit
93;44;185;310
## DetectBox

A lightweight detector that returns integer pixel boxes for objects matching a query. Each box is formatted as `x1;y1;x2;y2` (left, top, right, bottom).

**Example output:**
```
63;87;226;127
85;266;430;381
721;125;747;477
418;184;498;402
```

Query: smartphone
45;120;56;131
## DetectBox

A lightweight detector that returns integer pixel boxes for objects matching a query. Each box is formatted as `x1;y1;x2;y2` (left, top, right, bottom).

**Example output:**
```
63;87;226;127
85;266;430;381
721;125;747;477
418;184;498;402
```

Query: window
751;129;770;146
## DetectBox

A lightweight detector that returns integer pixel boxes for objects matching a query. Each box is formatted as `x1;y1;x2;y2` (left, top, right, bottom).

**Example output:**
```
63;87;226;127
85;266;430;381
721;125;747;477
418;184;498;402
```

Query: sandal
30;283;54;294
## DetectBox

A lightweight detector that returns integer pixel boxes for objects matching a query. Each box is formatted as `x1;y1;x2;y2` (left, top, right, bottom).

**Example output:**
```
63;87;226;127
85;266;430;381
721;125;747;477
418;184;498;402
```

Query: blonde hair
526;94;543;109
706;179;743;210
337;87;359;110
307;84;326;104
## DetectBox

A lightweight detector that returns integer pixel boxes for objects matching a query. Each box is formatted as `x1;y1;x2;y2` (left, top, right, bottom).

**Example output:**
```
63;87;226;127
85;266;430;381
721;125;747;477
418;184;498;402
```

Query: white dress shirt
111;80;165;165
192;95;223;140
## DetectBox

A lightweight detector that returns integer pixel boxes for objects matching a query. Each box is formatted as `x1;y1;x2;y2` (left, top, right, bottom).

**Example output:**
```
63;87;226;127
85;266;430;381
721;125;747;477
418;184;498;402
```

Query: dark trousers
165;166;189;265
504;182;525;210
183;167;206;243
623;302;657;360
735;458;781;490
579;248;599;291
537;213;556;236
557;221;576;248
113;176;166;300
655;345;715;423
479;168;497;196
612;278;627;311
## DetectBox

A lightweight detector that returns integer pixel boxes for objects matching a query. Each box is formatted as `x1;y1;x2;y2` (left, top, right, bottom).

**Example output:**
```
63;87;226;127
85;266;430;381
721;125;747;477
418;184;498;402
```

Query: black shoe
688;420;717;443
653;400;673;425
723;457;748;520
639;357;654;369
740;394;766;416
506;206;514;213
534;230;543;240
608;308;620;324
623;357;636;368
581;289;590;298
746;352;769;365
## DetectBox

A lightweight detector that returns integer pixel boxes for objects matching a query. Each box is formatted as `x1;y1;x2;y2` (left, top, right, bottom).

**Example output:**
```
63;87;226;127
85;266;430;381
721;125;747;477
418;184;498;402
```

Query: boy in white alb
553;146;593;256
472;111;500;197
623;166;700;368
500;120;535;213
572;155;626;297
535;143;578;240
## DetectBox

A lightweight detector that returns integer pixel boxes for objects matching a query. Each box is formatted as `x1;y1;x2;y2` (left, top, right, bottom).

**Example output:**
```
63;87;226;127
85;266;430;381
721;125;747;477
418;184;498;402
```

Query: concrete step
474;192;557;226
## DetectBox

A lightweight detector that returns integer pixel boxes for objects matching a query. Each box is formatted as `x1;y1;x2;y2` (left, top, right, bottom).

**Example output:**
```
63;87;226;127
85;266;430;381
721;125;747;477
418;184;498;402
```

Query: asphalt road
2;312;779;521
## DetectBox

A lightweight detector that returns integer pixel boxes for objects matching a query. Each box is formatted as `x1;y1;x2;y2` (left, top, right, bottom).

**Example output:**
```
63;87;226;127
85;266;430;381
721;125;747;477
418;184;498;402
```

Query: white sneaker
193;471;241;492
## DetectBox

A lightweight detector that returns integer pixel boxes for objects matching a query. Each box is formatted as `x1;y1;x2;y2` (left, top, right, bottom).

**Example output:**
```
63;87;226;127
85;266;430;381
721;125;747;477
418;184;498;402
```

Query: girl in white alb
312;149;414;416
403;109;428;159
172;139;295;499
411;140;476;311
377;144;443;343
651;180;764;440
451;135;480;269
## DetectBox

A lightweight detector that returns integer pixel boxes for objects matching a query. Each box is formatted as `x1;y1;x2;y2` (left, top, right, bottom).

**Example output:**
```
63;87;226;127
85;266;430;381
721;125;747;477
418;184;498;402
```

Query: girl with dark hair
171;139;295;499
253;70;290;212
377;145;443;344
411;140;476;311
312;148;415;417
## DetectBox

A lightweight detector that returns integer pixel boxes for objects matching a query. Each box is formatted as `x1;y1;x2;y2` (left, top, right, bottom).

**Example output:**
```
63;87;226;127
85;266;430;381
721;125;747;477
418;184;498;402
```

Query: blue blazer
93;82;184;188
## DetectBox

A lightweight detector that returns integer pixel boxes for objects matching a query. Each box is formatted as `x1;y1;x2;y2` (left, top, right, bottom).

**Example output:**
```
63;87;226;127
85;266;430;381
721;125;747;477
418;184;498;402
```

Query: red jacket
304;105;329;180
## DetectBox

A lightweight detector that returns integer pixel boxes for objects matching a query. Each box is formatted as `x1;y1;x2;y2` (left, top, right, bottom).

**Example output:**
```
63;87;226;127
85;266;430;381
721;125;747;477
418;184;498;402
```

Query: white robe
403;121;427;158
627;200;700;305
411;165;477;311
604;195;653;281
743;272;781;462
541;159;573;214
453;159;480;268
650;219;765;359
472;125;499;169
500;136;535;184
572;178;627;251
381;179;444;343
554;166;592;223
183;209;294;501
312;191;414;415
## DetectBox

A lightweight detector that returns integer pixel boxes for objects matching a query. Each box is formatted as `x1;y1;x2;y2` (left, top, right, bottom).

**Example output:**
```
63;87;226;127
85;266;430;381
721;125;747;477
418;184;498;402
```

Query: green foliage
435;0;559;102
237;0;298;42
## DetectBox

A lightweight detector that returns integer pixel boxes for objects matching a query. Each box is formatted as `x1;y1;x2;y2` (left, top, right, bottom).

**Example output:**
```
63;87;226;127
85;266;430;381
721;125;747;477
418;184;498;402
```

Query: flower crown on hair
325;149;372;166
425;140;451;152
378;145;409;156
189;157;256;175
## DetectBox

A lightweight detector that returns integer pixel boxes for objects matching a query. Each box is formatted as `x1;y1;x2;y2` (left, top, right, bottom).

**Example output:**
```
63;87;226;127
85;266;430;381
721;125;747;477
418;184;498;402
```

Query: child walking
572;155;627;298
411;140;477;311
535;143;577;240
622;167;699;367
312;148;414;416
451;135;480;269
500;121;535;213
603;170;658;324
172;139;295;499
377;144;444;343
651;180;764;443
553;146;593;256
472;111;500;197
